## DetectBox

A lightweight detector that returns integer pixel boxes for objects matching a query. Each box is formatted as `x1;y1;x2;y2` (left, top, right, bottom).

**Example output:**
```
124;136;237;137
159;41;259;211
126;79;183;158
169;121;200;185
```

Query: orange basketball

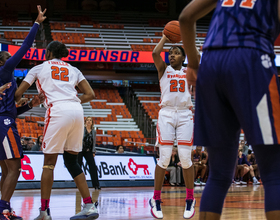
163;20;181;43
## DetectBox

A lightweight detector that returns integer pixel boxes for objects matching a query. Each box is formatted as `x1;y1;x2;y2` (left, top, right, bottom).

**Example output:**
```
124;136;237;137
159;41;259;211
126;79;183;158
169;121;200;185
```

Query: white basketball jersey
24;58;85;108
159;65;192;108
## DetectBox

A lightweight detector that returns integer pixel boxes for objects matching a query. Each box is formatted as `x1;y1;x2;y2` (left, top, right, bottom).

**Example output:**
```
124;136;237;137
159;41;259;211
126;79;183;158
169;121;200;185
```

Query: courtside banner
16;154;156;181
7;44;164;63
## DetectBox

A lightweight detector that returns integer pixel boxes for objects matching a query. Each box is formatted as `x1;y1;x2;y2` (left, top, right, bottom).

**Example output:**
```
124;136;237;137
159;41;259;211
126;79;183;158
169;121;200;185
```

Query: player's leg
252;145;280;220
0;119;23;219
177;109;195;218
150;108;175;219
83;152;100;189
0;160;7;190
199;146;238;220
64;103;98;220
40;154;58;209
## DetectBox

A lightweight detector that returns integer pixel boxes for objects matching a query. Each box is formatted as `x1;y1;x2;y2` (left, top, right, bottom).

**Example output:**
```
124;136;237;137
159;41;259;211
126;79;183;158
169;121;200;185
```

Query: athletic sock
153;190;161;200
186;188;194;200
83;196;93;204
41;199;50;211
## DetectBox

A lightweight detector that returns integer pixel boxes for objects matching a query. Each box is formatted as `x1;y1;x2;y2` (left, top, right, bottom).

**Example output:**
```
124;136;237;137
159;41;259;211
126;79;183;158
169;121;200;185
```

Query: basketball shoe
70;202;99;220
34;208;52;220
183;199;196;219
6;209;22;220
149;198;163;219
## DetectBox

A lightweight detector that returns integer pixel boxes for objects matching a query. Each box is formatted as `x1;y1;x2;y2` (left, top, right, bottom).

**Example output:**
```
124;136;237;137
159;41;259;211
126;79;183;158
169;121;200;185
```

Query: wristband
34;21;40;25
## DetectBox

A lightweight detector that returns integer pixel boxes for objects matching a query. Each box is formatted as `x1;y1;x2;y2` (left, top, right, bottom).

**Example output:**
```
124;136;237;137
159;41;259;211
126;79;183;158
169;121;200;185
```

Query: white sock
253;176;258;182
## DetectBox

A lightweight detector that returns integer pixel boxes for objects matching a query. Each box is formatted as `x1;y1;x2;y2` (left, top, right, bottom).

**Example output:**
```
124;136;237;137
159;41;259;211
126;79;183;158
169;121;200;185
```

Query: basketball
163;20;181;43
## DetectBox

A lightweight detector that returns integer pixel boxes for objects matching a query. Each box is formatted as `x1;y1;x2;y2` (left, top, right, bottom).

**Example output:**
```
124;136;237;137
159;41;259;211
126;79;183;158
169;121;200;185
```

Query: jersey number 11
222;0;257;9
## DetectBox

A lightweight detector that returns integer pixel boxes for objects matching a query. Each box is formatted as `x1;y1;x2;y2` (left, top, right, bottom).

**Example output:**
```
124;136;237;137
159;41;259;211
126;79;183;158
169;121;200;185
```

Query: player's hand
17;98;28;106
93;153;95;157
0;82;11;100
162;31;171;43
35;5;47;24
38;92;45;103
29;93;45;108
184;67;198;98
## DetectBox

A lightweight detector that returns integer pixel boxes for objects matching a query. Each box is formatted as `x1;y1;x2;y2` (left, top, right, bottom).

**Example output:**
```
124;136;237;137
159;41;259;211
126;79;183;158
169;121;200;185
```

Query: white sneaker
70;202;99;220
240;181;247;185
253;180;260;185
34;208;52;220
194;180;201;186
234;181;240;185
200;181;206;186
184;198;196;219
149;198;163;219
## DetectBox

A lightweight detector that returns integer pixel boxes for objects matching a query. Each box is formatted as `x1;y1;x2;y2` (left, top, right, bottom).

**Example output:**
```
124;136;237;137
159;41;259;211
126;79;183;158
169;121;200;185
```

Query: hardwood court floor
10;185;265;220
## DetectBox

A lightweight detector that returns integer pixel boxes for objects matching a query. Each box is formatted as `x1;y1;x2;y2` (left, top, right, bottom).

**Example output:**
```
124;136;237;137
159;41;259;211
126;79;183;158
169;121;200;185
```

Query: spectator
78;116;100;190
235;149;260;185
247;151;261;184
32;135;43;151
22;137;33;151
240;139;249;156
116;145;124;154
166;147;181;186
192;146;207;186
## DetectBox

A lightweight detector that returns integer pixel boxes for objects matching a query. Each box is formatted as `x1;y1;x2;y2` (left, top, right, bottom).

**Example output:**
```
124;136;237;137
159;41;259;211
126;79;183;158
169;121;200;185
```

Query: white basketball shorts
42;101;84;154
156;107;193;146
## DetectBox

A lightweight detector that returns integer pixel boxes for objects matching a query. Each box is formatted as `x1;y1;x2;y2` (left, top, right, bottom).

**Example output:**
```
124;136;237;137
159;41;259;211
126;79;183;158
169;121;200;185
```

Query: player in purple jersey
180;0;280;219
0;6;46;220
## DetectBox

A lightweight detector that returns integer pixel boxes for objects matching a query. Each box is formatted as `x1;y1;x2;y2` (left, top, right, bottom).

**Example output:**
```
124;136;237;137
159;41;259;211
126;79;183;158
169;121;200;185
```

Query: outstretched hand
17;98;29;106
184;67;198;98
0;82;12;100
35;5;47;24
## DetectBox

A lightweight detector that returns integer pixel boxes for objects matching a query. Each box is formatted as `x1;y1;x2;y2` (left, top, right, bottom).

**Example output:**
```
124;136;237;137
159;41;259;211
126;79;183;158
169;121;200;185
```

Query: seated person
32;135;43;151
116;145;124;154
247;150;261;184
235;149;260;185
192;146;207;186
166;147;181;186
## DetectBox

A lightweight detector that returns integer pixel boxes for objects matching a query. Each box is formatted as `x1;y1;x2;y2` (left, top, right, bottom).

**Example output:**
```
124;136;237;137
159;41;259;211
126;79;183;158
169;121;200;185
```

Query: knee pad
157;145;173;169
178;145;192;169
63;151;83;179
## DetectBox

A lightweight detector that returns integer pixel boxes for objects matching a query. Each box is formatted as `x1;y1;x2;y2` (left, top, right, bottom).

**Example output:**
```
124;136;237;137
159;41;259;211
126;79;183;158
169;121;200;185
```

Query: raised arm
152;34;170;80
179;0;217;69
1;6;46;76
77;79;95;104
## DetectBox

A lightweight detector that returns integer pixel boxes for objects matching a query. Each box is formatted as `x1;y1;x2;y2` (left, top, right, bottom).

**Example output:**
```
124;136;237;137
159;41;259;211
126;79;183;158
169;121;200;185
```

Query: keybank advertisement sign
15;154;155;181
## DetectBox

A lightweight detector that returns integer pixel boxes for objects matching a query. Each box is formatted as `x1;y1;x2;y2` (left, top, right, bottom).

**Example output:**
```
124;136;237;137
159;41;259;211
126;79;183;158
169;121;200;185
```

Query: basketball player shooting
149;29;197;219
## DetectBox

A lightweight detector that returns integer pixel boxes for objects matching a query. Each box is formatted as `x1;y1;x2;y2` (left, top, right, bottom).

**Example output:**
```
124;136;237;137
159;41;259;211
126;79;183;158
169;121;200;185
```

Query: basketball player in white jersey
15;41;99;220
149;33;199;219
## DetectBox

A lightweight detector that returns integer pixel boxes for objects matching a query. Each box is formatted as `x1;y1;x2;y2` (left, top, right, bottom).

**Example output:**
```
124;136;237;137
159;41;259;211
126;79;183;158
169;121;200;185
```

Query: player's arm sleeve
16;103;32;115
74;67;86;84
1;23;39;79
23;65;40;86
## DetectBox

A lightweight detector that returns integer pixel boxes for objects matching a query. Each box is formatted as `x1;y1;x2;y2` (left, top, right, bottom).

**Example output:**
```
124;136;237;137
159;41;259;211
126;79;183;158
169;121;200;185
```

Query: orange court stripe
7;127;20;158
269;75;280;143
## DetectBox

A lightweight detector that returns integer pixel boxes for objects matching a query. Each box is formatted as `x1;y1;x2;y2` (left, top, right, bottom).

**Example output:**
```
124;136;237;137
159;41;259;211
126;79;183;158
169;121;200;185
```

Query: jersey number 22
51;66;69;82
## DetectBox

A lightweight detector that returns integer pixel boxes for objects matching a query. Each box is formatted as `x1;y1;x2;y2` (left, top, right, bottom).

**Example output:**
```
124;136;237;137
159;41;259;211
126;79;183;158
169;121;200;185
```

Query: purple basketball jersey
203;0;280;55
